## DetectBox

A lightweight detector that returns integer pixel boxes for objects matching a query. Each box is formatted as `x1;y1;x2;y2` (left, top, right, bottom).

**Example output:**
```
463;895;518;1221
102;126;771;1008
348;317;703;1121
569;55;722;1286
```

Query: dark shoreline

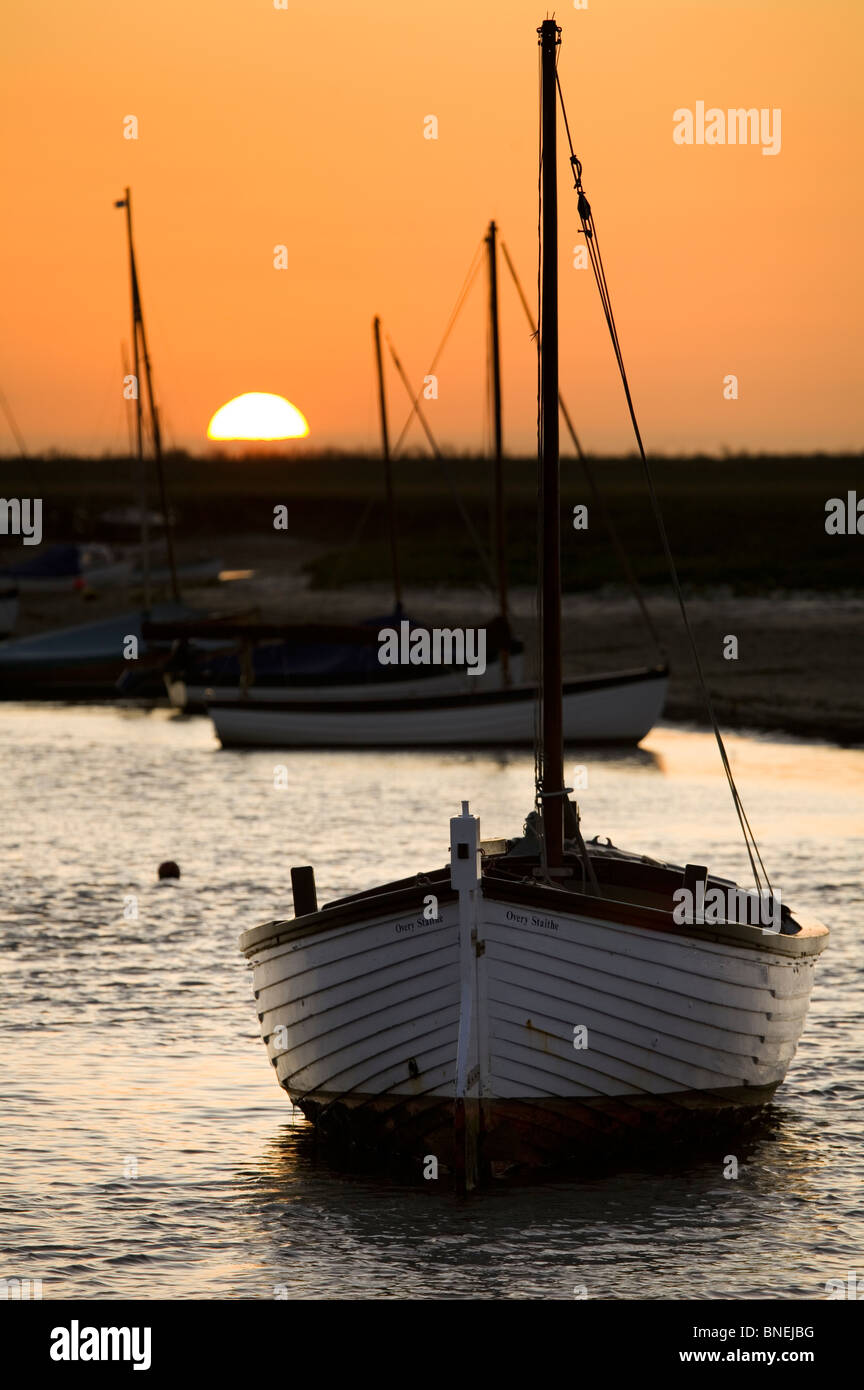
2;450;862;593
3;447;861;747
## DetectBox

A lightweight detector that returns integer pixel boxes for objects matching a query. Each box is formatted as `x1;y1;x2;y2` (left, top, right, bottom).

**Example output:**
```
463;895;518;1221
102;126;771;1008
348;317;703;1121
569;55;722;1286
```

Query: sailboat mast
119;188;151;613
486;220;509;684
373;316;402;612
538;19;564;866
138;319;180;604
130;218;180;605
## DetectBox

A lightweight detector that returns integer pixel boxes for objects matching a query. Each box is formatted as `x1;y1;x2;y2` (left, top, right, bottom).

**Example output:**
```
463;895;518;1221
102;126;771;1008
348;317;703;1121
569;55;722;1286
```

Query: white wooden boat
212;664;667;747
240;810;828;1175
206;216;670;747
237;20;828;1183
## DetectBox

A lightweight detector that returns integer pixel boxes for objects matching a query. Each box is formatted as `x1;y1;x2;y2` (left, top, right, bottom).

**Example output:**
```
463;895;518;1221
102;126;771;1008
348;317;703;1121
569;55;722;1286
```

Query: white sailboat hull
213;667;667;747
241;848;826;1170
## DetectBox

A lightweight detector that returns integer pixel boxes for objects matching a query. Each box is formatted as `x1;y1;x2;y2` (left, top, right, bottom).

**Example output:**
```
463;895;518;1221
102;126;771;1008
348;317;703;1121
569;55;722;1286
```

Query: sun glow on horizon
207;393;310;441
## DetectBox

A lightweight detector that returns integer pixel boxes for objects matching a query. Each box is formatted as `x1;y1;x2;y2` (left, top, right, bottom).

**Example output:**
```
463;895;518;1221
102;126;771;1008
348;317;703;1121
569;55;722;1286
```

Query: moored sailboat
0;192;229;703
210;222;666;747
238;20;827;1184
165;302;524;717
240;818;828;1177
0;602;192;700
212;664;665;746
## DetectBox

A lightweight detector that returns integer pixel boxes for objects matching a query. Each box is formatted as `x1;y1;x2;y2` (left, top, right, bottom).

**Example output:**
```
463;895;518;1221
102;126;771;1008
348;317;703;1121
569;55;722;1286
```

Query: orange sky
2;0;862;456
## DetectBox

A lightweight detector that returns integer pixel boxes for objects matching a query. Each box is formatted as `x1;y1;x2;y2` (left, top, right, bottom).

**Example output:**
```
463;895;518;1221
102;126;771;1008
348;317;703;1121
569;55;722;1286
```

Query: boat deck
240;840;829;960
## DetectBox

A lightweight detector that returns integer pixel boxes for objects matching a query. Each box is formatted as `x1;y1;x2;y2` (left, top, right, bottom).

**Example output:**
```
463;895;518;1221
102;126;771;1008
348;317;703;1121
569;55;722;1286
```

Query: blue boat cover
0;543;81;579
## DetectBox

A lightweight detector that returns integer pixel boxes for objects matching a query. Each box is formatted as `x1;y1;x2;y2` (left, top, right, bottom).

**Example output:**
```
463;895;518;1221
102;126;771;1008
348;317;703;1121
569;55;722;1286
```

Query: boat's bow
239;800;827;1179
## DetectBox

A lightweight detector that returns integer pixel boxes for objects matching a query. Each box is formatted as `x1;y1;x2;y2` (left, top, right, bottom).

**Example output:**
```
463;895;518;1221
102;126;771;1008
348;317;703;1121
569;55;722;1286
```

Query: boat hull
240;854;826;1173
214;667;668;747
0;603;191;701
296;1085;780;1169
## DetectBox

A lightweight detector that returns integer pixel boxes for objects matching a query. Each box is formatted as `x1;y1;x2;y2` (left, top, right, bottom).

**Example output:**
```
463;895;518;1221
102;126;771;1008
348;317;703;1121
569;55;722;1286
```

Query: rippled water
1;705;861;1299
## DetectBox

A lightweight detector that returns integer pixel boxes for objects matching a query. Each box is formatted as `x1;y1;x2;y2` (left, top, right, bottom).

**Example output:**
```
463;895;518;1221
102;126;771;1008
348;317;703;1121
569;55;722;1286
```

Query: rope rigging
554;69;773;901
385;332;498;594
390;240;485;458
500;240;665;661
330;245;493;594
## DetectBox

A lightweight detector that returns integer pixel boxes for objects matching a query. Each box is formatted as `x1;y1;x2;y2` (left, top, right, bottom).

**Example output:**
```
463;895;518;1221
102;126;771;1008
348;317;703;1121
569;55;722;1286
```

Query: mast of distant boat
117;190;151;611
486;220;510;685
373;315;403;616
116;188;181;607
538;19;565;868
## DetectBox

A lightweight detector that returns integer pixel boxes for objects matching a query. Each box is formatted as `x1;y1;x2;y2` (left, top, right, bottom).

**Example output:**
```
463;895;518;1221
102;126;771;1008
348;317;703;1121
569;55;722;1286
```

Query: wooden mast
486;220;510;685
117;188;181;606
373;316;403;613
138;304;180;604
538;19;564;867
118;188;151;612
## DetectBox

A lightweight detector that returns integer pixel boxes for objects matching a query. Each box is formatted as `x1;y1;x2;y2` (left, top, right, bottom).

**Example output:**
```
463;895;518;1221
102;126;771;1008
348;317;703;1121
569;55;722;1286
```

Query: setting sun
207;393;310;441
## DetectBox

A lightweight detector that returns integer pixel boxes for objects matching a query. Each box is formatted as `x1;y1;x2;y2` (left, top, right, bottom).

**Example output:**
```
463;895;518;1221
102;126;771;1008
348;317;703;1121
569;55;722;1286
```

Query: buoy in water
158;861;181;880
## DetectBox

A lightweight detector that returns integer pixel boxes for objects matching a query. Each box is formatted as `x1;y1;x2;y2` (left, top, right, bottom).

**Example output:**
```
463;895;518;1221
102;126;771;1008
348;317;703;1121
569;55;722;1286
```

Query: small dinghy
238;20;827;1184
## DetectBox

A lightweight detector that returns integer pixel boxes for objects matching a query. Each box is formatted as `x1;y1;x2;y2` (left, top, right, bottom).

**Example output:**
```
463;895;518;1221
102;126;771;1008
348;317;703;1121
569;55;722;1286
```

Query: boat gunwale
239;859;828;960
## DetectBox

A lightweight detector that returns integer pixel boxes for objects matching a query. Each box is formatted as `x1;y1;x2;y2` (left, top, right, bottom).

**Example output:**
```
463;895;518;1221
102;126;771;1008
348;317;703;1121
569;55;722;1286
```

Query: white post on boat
451;799;482;1190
